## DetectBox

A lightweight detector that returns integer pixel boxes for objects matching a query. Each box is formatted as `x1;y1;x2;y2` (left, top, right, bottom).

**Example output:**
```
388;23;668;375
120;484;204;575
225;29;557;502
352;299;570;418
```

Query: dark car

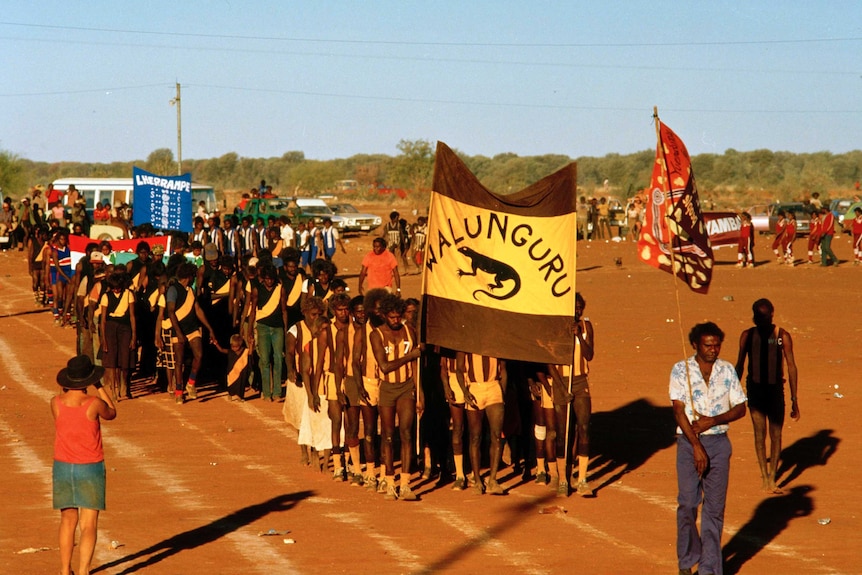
767;203;811;236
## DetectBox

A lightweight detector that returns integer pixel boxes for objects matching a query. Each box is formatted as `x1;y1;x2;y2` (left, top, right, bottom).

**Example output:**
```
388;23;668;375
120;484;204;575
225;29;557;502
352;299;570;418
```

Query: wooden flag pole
415;188;437;455
562;176;579;481
653;106;698;421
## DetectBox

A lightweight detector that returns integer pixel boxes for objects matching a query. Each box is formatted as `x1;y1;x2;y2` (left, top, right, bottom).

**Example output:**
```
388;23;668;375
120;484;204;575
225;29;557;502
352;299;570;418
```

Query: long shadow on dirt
92;490;314;574
587;398;676;494
722;485;814;575
776;429;839;488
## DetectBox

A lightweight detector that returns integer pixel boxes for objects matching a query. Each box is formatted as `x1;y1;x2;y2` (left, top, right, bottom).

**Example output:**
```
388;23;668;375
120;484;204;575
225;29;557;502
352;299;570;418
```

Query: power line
1;34;857;77
1;81;859;114
1;20;861;48
0;84;168;97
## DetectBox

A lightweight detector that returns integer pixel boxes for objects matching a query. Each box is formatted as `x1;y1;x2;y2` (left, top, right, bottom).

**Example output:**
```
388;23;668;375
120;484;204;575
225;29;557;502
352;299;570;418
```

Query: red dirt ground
1;219;859;575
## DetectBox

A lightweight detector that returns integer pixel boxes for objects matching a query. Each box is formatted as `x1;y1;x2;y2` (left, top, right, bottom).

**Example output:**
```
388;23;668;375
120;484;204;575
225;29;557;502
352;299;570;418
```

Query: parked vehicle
703;212;742;249
829;198;861;232
329;203;382;233
239;197;347;230
51;177;217;222
294;198;347;230
746;204;772;234
746;203;811;236
767;203;811;236
838;201;862;233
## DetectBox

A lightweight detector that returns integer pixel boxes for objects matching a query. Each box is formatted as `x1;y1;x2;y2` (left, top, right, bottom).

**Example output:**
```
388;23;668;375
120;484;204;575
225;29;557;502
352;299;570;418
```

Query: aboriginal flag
638;119;714;294
421;142;577;364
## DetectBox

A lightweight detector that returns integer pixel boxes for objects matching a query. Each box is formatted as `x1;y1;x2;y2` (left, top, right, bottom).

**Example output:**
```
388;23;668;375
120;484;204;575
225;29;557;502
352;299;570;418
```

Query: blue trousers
255;323;284;400
676;433;731;575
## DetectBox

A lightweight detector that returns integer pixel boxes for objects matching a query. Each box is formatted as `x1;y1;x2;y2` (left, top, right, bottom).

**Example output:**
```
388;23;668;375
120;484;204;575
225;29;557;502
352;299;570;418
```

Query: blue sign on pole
132;167;193;232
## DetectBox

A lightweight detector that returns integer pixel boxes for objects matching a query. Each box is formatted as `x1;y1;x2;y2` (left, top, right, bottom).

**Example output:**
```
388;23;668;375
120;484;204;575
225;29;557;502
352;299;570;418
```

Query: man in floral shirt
669;322;747;575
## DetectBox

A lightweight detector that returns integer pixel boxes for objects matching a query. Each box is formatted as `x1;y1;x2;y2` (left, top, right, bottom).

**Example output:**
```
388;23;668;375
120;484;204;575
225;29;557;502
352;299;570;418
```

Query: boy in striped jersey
370;293;423;501
456;350;507;495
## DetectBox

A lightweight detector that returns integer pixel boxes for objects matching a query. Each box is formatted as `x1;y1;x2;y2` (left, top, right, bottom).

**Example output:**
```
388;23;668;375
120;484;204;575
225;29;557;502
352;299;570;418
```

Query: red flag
638;120;713;294
421;142;577;364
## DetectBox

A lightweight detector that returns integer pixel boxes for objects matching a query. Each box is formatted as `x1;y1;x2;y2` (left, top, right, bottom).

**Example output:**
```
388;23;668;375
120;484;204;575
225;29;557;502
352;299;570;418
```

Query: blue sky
2;1;860;164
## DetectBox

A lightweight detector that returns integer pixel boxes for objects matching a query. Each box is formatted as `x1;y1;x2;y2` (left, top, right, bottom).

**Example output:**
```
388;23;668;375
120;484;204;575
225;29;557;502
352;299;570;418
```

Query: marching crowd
27;188;814;575
16;192;595;506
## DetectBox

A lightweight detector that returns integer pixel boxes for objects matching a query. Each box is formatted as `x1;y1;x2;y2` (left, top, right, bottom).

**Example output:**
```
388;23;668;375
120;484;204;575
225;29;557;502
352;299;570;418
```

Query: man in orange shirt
357;237;400;294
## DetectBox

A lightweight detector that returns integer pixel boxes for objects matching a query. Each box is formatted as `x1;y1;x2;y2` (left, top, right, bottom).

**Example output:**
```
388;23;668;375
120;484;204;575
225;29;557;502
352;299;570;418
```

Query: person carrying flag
670;322;747;575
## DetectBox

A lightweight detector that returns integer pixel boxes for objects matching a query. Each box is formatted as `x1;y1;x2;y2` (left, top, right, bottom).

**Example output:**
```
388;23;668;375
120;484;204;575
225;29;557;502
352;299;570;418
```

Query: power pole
175;82;182;175
170;82;183;175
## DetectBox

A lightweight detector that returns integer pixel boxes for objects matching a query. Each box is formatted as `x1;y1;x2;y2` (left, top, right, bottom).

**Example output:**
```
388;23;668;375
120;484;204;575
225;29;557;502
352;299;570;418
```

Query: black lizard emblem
457;246;521;301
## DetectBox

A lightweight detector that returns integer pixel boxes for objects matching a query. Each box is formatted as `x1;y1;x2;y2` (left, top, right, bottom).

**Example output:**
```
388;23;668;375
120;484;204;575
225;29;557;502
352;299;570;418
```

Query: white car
329;203;382;233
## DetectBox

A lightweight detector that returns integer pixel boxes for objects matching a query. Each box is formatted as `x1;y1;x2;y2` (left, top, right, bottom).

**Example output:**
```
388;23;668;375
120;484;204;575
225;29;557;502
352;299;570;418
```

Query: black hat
56;355;105;389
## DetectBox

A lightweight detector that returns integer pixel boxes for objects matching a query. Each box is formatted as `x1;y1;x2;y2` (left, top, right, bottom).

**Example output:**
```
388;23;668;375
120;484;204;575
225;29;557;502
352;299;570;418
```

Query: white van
51;177;218;221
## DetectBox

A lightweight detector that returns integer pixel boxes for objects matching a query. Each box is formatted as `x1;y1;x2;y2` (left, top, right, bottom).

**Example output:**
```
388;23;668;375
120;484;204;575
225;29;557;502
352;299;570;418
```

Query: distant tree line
4;141;861;208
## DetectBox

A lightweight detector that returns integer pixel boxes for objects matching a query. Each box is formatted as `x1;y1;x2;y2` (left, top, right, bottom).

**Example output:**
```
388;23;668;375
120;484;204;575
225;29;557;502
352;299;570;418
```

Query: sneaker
486;479;505;495
734;262;743;268
364;475;378;491
377;477;389;495
384;482;398;501
350;473;364;487
186;384;197;400
400;485;418;501
575;480;593;497
332;468;346;482
535;471;549;485
175;394;184;405
451;476;467;491
556;480;569;498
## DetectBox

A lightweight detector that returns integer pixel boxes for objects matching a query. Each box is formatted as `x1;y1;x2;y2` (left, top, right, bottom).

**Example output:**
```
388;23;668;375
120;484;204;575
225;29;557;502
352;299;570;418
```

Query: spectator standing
382;211;402;254
0;198;14;237
409;216;428;273
46;183;62;207
320;217;346;262
279;216;295;249
588;198;600;240
597;197;612;239
626;197;643;242
358;238;400;294
52;355;116;575
849;206;862;265
819;208;838;266
576;196;589;240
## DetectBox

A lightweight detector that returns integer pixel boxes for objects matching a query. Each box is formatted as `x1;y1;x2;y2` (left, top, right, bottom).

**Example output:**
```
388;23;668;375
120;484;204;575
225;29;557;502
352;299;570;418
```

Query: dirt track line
415;507;548;575
0;339;115;560
325;511;424;572
0;336;303;575
504;486;676;569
